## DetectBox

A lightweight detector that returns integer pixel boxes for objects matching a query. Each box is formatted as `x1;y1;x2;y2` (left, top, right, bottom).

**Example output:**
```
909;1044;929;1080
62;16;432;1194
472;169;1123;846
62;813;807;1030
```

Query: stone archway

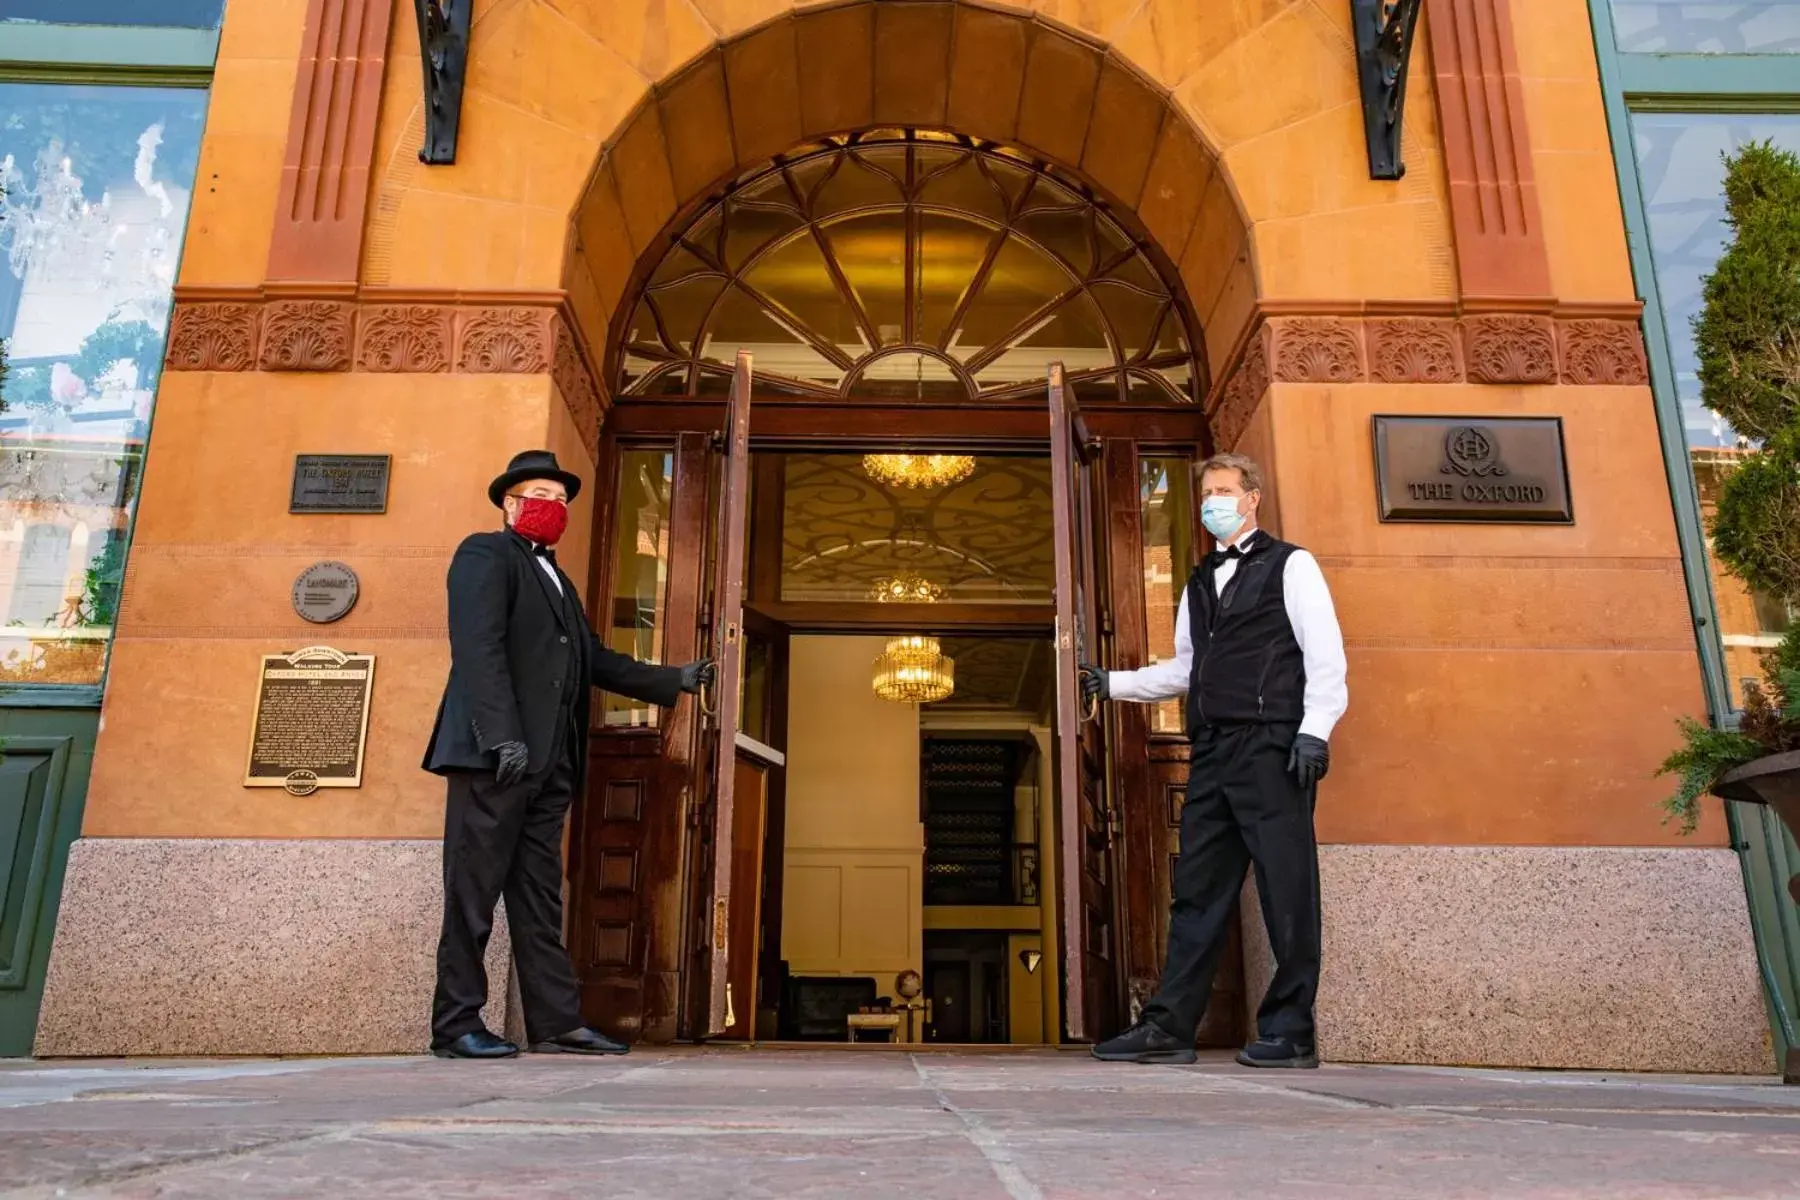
560;3;1257;415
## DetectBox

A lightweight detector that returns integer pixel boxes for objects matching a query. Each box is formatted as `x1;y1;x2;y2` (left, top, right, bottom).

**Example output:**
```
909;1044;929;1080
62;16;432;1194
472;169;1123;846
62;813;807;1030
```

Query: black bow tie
531;543;557;565
1209;544;1249;566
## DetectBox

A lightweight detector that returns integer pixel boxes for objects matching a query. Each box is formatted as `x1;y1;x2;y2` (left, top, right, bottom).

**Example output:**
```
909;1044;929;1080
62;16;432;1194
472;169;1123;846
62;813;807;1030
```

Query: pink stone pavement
2;1049;1798;1197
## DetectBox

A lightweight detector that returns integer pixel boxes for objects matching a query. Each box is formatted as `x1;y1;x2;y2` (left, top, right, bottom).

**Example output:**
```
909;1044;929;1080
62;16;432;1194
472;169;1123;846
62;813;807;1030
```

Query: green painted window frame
1586;4;1800;727
1586;1;1800;1070
0;23;218;708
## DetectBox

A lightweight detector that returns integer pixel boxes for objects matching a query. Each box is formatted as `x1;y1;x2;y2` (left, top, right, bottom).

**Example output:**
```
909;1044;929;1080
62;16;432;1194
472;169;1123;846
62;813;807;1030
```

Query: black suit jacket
423;530;683;777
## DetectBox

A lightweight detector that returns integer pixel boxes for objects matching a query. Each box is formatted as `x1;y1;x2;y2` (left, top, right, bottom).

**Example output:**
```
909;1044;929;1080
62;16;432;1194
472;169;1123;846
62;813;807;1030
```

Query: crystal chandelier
862;453;976;489
871;635;955;704
869;572;945;604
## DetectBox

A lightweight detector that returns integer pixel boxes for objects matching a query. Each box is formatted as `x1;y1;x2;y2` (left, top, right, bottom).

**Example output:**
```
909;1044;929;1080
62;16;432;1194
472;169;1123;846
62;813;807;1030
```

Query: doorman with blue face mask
1081;452;1347;1068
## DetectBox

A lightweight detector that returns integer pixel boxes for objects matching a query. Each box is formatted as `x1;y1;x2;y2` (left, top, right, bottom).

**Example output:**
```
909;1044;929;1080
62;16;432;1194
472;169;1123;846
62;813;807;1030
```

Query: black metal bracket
414;0;470;165
1352;0;1426;180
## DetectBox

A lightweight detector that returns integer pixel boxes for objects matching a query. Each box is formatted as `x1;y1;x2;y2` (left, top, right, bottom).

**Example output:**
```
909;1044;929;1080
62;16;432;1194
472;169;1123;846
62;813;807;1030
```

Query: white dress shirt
1107;527;1349;741
532;552;562;595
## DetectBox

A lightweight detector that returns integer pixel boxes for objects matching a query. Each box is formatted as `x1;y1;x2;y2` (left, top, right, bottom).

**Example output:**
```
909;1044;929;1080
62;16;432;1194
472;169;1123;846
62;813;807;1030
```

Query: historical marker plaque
290;454;390;514
292;561;359;624
1372;416;1573;524
244;646;376;796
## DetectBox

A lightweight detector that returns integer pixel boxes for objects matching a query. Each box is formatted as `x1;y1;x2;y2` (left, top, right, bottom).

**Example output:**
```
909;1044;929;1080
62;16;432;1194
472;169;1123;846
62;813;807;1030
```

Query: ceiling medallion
872;635;955;705
862;453;976;490
870;573;945;604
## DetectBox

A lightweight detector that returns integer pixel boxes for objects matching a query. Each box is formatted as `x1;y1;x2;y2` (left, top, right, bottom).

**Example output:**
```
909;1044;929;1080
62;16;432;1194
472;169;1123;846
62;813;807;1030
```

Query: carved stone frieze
1368;318;1462;383
357;305;454;373
552;323;604;459
258;300;354;371
1210;332;1269;451
165;303;261;372
1557;319;1648;386
1270;318;1364;384
457;307;553;373
1462;315;1558;385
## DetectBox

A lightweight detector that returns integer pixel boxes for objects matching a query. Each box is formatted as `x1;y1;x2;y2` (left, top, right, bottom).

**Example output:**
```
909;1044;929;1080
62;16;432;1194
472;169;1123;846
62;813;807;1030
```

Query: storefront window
602;450;675;727
0;82;205;686
1138;456;1193;735
1;1;225;28
1609;2;1800;53
1630;112;1800;701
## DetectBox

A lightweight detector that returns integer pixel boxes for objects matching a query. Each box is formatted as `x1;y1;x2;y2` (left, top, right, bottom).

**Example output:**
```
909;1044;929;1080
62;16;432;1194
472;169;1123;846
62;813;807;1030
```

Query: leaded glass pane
823;212;910;345
613;132;1202;402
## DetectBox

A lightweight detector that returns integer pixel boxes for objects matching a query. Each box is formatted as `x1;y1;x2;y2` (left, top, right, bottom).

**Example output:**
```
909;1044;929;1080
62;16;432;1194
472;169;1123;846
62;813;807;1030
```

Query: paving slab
1;1050;1795;1198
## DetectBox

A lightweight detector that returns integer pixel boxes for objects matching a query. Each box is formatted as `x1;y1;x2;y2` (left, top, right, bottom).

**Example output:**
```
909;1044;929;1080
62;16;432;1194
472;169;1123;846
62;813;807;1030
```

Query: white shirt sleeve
1283;549;1348;741
1107;588;1192;703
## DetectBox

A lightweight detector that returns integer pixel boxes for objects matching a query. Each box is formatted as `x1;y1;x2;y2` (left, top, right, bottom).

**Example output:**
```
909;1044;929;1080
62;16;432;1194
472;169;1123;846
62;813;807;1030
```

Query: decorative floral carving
1558;319;1648;386
1210;333;1269;451
552;320;604;460
164;303;260;371
1367;318;1462;383
258;301;353;371
1462;315;1557;385
457;307;551;373
357;305;453;372
1270;318;1364;383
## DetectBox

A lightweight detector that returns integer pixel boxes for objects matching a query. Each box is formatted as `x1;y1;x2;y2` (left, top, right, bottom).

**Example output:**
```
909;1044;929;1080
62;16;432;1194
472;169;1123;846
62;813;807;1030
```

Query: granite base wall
34;838;512;1057
1239;845;1773;1074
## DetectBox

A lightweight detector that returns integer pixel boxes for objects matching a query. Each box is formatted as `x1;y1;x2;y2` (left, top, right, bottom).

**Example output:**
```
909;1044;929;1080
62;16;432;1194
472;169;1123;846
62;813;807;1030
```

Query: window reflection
1631;112;1800;700
1;1;225;27
1139;457;1194;735
0;83;205;686
1610;2;1800;53
603;450;675;727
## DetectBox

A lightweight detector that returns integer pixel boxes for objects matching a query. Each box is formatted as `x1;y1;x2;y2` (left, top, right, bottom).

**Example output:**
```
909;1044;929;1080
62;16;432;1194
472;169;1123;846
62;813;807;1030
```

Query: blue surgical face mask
1201;495;1247;541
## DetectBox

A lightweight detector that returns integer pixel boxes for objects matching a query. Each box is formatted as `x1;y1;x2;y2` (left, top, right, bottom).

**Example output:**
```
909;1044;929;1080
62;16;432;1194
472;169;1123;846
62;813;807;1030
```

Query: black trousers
1141;722;1322;1044
431;740;584;1047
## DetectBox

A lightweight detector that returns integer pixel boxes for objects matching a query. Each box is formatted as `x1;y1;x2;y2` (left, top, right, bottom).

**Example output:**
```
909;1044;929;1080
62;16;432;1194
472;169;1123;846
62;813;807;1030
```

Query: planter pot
1714;750;1800;841
1713;750;1800;1085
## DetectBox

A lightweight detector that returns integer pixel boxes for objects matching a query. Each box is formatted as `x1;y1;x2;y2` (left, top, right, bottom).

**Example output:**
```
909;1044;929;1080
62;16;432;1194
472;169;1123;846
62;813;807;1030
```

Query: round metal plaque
292;561;359;624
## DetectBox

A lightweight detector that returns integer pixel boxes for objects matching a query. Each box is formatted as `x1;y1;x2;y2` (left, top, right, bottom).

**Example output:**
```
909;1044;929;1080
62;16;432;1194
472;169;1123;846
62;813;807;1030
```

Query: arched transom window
617;130;1203;404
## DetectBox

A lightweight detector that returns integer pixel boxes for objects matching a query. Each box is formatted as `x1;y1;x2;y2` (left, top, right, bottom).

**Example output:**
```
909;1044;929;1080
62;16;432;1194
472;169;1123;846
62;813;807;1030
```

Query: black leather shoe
1235;1036;1319;1069
1091;1021;1197;1065
431;1029;520;1059
530;1026;630;1056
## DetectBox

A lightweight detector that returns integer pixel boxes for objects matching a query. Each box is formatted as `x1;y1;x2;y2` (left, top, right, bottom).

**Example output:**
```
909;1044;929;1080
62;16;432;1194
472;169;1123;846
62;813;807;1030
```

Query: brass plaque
244;646;376;796
1372;415;1573;523
291;561;359;624
290;454;390;513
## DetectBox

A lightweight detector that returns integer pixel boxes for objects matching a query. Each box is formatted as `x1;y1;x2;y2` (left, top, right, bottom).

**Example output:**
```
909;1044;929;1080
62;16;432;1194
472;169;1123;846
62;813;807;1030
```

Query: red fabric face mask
510;496;568;546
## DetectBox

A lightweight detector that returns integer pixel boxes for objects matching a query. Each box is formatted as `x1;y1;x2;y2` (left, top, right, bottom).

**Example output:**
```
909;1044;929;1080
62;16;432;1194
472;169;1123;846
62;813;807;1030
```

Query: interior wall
780;636;922;987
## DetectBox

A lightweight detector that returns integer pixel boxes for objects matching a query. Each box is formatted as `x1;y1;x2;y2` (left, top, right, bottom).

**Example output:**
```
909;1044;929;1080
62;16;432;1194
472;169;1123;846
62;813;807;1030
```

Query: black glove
679;658;715;694
1079;663;1108;702
493;740;529;787
1287;733;1329;789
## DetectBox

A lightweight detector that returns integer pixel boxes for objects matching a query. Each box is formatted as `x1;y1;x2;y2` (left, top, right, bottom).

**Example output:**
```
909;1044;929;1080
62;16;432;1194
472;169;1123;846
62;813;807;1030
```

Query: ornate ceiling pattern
779;454;1053;604
620;130;1201;405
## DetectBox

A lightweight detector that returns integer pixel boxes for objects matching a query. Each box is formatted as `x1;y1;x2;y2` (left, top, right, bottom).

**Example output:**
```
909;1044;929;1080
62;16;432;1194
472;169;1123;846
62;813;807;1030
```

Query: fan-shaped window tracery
616;130;1204;404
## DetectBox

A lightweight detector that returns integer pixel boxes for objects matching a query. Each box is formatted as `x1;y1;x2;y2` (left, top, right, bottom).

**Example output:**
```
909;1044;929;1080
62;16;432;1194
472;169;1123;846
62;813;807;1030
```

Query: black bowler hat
488;450;582;508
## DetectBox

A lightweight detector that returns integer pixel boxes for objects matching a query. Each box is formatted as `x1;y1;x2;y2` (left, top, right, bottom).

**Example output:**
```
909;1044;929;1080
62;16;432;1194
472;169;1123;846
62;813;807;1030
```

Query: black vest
1184;534;1306;735
541;556;587;759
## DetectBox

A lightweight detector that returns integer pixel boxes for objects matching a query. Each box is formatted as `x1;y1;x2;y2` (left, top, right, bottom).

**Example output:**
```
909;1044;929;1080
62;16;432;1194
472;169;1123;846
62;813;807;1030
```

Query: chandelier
870;573;945;604
862;453;976;489
871;635;955;704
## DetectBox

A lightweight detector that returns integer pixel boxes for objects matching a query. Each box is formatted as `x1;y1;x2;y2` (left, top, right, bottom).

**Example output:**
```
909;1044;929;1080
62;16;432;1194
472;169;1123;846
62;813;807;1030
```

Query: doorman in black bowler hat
423;450;714;1059
1082;451;1347;1069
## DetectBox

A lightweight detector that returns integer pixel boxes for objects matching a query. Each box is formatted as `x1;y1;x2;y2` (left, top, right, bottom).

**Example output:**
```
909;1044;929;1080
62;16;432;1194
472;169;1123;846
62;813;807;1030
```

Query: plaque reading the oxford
244;646;376;796
1372;416;1573;524
292;561;359;624
290;454;390;514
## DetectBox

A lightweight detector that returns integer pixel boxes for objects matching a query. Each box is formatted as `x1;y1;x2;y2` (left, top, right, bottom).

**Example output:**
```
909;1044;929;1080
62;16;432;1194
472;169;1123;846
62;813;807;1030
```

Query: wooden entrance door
1047;363;1122;1041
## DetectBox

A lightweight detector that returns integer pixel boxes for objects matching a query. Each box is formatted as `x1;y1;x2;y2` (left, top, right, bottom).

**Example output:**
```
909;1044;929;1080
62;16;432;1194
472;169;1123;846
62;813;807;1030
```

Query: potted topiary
1656;140;1800;848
